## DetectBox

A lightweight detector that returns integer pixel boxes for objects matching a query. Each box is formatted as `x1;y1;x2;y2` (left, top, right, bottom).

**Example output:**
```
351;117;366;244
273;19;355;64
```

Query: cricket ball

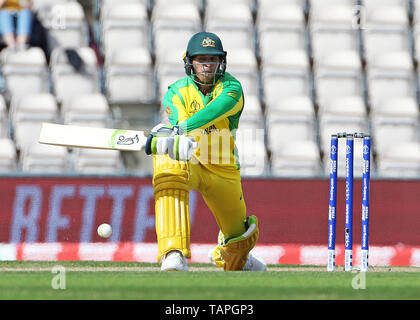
97;223;112;238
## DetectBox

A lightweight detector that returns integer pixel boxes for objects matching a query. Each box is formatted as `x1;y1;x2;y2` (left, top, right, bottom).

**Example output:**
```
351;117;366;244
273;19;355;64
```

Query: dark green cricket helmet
183;31;227;82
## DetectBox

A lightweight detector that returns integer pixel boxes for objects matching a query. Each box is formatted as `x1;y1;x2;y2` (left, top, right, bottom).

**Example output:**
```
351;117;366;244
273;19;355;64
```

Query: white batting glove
145;123;198;161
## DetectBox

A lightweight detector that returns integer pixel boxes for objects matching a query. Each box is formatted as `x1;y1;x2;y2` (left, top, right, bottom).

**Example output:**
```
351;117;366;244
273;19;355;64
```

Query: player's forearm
178;94;242;132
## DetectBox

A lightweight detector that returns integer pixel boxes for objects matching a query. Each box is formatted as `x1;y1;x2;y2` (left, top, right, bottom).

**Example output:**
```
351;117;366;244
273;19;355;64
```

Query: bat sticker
116;134;140;145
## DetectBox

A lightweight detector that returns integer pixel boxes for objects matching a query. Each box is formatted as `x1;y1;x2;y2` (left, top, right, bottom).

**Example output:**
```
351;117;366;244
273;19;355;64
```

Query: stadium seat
38;1;89;52
204;2;254;52
0;95;8;138
0;138;17;171
366;51;415;112
362;0;408;12
235;125;267;176
265;95;314;115
371;97;420;155
256;3;306;61
362;3;410;63
31;0;76;12
261;49;311;109
13;122;46;153
1;47;49;101
50;47;100;103
100;1;149;57
227;48;259;97
412;0;420;61
259;0;305;7
104;47;155;104
376;141;420;178
310;0;357;8
223;98;266;175
314;50;363;112
9;93;58;127
20;142;69;173
61;93;112;127
320;95;366;118
207;0;253;7
9;93;59;152
152;3;201;61
154;0;202;6
240;95;264;127
271;140;321;177
155;49;186;101
266;96;316;155
309;4;360;62
157;72;186;102
72;148;124;173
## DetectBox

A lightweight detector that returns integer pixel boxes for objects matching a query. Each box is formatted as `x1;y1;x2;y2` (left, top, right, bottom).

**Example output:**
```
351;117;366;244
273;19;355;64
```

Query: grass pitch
0;261;420;300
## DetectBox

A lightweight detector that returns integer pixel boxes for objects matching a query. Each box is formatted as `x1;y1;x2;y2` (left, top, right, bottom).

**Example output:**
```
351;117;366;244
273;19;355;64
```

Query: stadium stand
37;1;89;53
261;49;311;111
266;96;316;154
72;148;124;173
256;1;307;62
204;1;254;52
50;47;100;103
99;1;149;57
0;137;17;171
61;93;112;126
152;2;201;59
10;93;59;152
0;0;420;177
21;142;69;173
104;47;155;104
228;48;259;97
376;141;420;177
1;47;49;102
271;140;322;177
0;95;8;137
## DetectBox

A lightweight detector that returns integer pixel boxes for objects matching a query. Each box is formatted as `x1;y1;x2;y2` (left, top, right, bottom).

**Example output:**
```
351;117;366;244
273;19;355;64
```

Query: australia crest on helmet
202;37;216;48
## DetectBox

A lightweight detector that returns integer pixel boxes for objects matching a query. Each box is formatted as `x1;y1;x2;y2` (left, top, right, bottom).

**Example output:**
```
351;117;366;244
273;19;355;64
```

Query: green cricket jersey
162;72;244;178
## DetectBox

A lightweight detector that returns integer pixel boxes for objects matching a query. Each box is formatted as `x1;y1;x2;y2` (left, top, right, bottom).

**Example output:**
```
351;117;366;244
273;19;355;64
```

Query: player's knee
153;154;190;193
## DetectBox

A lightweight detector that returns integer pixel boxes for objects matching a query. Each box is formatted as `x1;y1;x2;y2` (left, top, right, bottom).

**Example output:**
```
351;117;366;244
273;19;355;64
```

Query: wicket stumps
327;132;371;272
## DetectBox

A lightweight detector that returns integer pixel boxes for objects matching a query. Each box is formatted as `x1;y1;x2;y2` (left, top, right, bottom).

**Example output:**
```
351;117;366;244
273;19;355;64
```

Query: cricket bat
39;122;147;151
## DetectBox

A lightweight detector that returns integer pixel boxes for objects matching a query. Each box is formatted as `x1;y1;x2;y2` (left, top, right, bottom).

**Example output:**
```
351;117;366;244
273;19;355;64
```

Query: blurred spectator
0;0;33;50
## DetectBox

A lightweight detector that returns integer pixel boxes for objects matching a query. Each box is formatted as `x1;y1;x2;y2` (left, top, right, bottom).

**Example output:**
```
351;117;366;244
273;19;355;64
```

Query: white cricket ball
97;223;112;238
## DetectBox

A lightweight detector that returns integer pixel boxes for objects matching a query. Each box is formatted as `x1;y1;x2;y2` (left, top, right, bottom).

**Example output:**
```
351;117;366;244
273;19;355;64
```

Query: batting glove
145;123;198;161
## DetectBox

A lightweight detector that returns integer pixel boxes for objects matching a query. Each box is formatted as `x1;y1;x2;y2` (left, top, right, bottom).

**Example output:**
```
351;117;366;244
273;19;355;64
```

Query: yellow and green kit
153;71;259;270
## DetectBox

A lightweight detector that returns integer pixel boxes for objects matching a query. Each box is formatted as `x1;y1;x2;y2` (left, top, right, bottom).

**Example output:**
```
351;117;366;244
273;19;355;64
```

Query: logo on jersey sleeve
165;106;172;116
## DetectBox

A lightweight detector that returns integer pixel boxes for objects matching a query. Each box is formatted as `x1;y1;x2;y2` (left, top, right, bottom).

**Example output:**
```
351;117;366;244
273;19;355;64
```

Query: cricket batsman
145;31;266;272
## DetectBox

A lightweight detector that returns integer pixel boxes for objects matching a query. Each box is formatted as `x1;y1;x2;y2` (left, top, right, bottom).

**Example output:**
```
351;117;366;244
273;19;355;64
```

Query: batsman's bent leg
153;154;191;262
214;216;261;271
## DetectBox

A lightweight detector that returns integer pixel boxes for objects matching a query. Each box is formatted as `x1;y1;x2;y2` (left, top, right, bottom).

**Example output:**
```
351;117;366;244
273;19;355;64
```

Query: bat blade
39;123;147;151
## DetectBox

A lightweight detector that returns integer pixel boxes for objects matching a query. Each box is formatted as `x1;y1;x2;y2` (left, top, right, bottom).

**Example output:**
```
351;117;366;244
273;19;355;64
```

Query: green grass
0;261;420;300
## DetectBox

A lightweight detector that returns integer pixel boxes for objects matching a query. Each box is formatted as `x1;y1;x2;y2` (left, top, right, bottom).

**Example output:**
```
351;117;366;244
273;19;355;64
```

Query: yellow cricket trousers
153;154;247;261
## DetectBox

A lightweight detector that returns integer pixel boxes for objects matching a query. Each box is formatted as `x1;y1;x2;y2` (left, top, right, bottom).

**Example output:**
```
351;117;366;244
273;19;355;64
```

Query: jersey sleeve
177;80;243;133
162;86;189;126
